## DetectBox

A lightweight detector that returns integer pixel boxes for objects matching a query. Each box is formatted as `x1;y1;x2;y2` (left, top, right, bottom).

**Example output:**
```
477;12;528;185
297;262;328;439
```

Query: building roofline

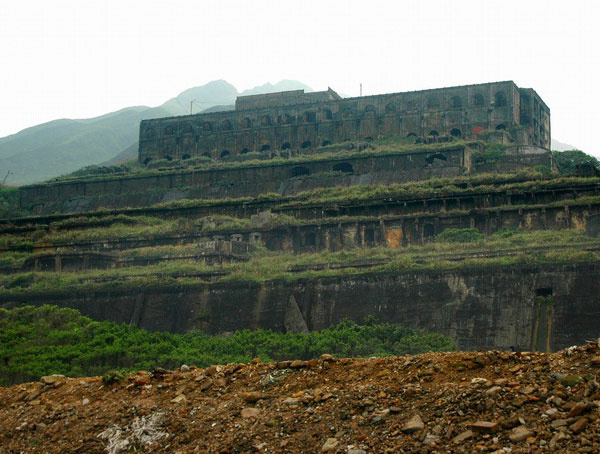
140;80;523;124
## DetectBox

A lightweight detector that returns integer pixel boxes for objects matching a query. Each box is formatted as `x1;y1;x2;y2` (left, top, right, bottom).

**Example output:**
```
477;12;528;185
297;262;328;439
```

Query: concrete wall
12;200;599;254
139;81;551;163
2;263;597;352
19;147;467;214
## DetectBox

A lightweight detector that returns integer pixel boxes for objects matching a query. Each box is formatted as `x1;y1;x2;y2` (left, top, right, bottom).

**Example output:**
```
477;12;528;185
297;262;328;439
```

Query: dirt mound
1;344;600;453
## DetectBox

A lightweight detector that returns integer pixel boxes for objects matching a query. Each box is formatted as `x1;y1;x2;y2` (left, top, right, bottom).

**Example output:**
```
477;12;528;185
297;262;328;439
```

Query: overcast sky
1;0;599;153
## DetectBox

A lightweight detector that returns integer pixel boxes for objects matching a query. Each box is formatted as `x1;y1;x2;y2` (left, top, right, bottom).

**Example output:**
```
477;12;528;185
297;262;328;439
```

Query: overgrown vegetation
552;149;600;174
0;305;454;385
1;229;598;295
41;140;471;185
0;185;26;218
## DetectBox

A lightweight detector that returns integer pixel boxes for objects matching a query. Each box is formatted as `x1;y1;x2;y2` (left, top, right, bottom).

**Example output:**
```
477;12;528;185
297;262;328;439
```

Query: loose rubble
1;343;600;452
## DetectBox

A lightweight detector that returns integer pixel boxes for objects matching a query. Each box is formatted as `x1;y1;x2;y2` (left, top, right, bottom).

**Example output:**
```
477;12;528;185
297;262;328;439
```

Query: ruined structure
5;79;599;354
138;81;550;164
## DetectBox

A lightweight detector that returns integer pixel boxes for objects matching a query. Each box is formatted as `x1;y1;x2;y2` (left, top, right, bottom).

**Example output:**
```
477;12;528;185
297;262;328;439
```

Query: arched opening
364;105;377;116
472;94;484;107
289;166;311;177
143;157;152;165
182;124;193;134
144;128;154;139
428;130;439;137
321;140;332;147
385;102;396;113
240;148;250;154
305;232;317;247
301;140;312;149
450;96;462;109
321;109;333;120
220;150;230;158
241;118;252;129
281;142;291;150
426;96;439;109
164;126;174;135
423;224;435;238
260;115;272;126
181;154;191;160
364;228;375;244
165;155;173;161
407;132;417;139
221;120;232;131
279;113;292;125
333;162;353;174
301;111;316;123
364;136;374;142
425;153;448;164
495;123;507;131
203;122;212;132
494;91;507;107
202;152;212;158
450;128;462;137
260;144;271;152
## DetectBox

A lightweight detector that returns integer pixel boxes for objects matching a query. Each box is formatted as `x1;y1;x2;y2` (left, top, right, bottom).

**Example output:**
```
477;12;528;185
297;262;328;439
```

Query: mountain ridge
0;80;313;185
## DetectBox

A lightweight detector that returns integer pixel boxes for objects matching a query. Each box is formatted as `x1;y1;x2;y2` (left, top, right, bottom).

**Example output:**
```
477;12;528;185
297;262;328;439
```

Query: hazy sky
2;0;599;153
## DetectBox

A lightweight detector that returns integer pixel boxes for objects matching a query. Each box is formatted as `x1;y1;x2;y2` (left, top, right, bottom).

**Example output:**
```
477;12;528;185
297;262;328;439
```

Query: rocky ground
1;344;600;453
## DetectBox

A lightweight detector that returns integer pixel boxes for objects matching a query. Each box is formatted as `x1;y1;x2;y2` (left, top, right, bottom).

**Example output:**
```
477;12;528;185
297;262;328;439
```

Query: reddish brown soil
1;344;600;453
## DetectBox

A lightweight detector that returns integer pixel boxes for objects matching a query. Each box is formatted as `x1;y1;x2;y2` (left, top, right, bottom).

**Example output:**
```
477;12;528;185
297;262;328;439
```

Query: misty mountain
551;138;579;151
0;80;312;185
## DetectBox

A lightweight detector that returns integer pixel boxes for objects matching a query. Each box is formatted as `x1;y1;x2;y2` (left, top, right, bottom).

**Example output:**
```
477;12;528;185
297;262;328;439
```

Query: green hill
0;80;311;185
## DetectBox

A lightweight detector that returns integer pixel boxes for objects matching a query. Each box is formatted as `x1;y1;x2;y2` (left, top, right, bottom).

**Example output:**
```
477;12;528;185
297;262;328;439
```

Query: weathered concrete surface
19;148;467;215
139;81;550;162
2;263;598;352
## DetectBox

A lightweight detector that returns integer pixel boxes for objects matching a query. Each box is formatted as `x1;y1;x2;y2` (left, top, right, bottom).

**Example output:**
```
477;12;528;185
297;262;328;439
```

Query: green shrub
0;305;454;385
435;228;484;243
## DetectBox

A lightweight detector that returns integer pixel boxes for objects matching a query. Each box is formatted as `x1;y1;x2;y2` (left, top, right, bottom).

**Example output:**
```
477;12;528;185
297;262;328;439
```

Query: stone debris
2;343;600;452
401;414;424;433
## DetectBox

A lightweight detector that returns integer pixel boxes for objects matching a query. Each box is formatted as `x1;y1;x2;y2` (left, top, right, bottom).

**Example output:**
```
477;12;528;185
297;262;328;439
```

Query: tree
552;150;600;174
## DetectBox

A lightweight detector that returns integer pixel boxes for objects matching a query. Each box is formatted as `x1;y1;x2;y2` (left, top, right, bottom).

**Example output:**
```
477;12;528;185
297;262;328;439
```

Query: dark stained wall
138;81;551;164
2;263;596;352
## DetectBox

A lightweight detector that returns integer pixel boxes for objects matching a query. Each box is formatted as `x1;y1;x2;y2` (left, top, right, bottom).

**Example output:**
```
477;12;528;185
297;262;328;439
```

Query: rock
486;386;502;396
452;430;473;443
569;417;588;433
171;394;186;404
347;448;366;454
82;398;89;405
471;377;488;385
320;354;334;361
321;437;339;452
290;360;307;368
567;401;587;418
509;426;532;442
550;419;568;429
423;434;438;446
240;407;260;418
240;391;263;403
402;414;424;433
470;421;499;433
590;356;600;366
40;375;65;385
560;375;583;387
180;364;190;372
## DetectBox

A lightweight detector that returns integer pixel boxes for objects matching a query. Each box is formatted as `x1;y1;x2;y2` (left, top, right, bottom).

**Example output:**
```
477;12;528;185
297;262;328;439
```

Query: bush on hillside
0;305;454;385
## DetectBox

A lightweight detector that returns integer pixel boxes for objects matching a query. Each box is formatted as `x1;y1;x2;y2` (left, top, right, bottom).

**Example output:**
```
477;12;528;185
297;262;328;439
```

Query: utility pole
2;170;11;185
360;83;363;97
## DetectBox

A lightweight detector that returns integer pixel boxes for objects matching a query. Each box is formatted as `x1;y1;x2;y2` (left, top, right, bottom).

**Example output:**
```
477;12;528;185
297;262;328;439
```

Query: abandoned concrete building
138;81;550;164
